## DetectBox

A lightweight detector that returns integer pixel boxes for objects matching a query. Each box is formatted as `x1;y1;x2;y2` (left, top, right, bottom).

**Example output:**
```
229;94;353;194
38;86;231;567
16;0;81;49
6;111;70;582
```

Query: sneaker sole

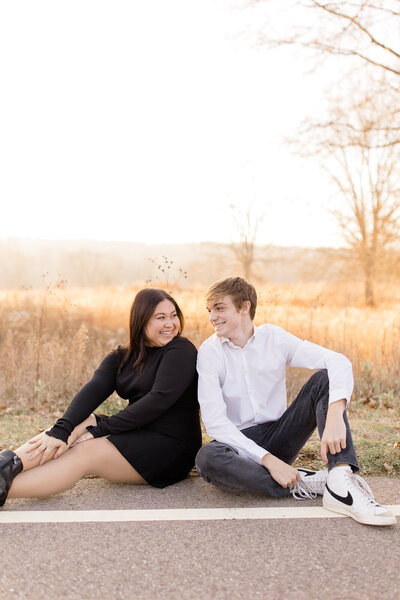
323;499;397;526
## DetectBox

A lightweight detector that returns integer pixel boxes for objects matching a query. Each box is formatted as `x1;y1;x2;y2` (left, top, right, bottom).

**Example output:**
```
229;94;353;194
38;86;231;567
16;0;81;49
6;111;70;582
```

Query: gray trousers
195;370;359;498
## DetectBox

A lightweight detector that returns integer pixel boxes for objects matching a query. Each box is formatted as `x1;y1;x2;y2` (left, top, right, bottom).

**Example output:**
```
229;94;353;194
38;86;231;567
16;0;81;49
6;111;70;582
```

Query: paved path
1;476;399;600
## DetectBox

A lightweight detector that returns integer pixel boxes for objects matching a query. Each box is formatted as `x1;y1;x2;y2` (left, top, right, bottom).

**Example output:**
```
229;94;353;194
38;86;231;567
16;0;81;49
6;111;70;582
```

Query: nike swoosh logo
326;484;353;506
297;469;316;477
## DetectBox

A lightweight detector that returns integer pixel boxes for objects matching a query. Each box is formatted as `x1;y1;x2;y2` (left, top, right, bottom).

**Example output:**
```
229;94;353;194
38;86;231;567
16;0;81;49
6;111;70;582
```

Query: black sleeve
46;350;120;443
87;338;197;437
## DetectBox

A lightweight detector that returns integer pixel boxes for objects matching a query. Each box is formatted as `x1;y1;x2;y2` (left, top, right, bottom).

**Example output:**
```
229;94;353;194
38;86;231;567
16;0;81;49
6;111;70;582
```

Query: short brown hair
206;277;257;320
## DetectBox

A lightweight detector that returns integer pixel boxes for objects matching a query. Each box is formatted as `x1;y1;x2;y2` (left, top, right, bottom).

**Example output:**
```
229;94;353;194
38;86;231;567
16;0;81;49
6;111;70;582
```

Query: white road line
0;505;399;523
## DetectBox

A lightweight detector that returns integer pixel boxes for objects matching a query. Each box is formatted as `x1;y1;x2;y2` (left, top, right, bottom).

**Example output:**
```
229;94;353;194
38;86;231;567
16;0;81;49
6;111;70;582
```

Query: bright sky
0;0;344;248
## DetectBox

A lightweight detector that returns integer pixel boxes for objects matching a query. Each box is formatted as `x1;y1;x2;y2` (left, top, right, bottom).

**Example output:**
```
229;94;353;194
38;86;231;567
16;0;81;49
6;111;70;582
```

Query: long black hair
119;288;184;372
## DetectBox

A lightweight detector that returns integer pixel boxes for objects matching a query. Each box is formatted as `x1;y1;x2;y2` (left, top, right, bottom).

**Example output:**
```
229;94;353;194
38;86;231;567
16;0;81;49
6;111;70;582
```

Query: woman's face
144;299;180;347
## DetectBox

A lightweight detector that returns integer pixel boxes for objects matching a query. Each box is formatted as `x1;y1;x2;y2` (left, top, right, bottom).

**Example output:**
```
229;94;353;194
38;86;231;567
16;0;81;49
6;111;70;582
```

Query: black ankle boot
0;450;23;507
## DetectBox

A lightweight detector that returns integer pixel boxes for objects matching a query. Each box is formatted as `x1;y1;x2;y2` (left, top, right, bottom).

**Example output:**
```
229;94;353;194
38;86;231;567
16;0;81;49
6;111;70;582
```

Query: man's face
206;295;245;339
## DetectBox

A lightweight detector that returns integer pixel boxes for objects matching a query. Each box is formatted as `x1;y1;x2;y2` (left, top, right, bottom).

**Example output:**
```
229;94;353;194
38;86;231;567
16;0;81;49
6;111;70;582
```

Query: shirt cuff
45;425;70;444
238;445;269;465
86;422;108;437
329;389;350;407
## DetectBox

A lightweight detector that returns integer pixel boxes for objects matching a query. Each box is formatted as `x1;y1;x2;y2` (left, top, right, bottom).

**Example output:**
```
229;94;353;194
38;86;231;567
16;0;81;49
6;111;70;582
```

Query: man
195;277;396;526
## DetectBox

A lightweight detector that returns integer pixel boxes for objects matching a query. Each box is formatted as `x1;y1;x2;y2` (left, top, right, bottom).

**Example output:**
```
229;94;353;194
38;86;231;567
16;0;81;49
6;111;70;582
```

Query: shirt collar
220;324;258;348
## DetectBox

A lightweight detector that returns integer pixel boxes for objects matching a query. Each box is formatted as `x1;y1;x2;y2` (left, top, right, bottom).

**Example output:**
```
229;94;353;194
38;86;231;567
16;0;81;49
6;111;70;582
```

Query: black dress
46;336;202;488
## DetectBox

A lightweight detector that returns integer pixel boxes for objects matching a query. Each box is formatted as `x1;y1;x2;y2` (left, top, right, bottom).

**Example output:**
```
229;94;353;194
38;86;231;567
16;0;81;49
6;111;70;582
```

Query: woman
0;288;202;507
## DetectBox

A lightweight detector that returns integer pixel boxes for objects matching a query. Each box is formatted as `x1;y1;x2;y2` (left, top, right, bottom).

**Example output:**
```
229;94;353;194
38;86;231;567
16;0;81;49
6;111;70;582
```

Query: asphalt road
1;476;399;600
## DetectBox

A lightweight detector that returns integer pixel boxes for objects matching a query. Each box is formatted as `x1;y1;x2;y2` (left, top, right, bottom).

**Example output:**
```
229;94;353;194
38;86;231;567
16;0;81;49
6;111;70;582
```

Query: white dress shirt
197;324;354;465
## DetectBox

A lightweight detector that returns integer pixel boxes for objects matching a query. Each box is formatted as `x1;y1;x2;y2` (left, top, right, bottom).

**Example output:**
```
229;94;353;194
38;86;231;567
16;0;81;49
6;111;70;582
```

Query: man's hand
26;431;68;464
262;453;301;488
320;398;347;464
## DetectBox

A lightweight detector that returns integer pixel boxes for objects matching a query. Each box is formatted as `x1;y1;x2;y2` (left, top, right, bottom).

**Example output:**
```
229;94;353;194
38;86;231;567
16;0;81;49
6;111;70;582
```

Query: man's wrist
328;398;346;412
261;452;272;467
326;398;346;421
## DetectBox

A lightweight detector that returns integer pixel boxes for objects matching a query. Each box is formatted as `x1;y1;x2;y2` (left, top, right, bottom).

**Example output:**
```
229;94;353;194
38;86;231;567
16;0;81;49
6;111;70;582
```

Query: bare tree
229;203;265;280
241;0;400;301
300;89;400;305
247;1;400;146
251;0;400;78
238;0;400;301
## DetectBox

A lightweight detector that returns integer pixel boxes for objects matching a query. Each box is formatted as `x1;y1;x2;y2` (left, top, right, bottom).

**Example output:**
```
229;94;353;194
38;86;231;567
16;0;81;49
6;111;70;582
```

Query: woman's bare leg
8;438;146;498
14;414;97;472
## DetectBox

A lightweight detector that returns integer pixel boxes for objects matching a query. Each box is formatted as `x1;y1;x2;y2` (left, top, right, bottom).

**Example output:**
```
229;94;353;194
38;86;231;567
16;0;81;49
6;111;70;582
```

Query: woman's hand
262;453;301;488
70;431;94;447
68;414;97;446
26;431;69;464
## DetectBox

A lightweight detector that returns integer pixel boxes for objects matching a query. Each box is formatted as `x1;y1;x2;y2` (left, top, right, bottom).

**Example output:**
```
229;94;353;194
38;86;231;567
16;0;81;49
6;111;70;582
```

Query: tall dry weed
0;281;399;412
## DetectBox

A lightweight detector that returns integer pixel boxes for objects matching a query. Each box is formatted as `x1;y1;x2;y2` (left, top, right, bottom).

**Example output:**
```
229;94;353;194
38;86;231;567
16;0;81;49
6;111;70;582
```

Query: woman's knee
67;440;96;474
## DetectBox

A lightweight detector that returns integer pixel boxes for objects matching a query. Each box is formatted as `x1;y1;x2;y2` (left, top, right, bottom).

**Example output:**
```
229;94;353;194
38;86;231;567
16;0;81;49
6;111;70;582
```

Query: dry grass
0;280;399;474
0;280;400;412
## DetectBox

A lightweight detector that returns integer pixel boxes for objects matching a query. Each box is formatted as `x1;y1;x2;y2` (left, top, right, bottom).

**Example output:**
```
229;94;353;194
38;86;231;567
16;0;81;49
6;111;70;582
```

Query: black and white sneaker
291;468;328;500
323;466;396;526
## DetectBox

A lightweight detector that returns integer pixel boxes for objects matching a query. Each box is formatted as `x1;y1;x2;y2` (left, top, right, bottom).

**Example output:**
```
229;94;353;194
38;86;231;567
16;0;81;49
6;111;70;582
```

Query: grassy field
0;281;399;475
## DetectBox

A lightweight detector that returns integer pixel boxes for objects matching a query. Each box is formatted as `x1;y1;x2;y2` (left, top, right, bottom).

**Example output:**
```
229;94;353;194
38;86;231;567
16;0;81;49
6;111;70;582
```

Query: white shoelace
303;471;328;495
290;481;317;500
346;472;380;506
